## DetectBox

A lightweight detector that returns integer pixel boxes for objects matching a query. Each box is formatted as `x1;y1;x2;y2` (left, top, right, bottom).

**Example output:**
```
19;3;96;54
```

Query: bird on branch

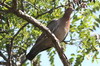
26;7;74;60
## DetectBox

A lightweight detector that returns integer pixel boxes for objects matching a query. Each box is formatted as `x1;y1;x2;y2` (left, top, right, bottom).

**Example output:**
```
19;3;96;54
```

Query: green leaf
71;53;75;56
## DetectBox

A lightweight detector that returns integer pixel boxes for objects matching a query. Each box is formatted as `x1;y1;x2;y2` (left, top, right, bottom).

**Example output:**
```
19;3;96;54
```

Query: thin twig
36;4;69;18
0;51;7;61
0;62;6;65
21;0;24;12
8;23;29;64
0;31;8;33
0;1;11;9
0;10;10;13
13;23;29;39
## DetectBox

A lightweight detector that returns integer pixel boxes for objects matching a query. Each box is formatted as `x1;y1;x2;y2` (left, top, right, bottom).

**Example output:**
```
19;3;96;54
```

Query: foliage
0;0;100;66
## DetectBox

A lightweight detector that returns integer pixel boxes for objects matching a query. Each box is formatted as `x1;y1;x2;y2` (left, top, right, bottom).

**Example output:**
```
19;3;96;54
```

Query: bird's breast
54;22;70;42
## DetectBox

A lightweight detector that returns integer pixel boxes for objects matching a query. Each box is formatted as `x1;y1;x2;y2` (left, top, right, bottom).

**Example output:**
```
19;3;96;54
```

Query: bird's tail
26;45;41;60
26;44;51;60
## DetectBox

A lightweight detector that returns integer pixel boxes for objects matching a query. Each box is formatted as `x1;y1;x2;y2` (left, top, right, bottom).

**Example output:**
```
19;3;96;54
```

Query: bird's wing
36;19;58;43
47;19;58;32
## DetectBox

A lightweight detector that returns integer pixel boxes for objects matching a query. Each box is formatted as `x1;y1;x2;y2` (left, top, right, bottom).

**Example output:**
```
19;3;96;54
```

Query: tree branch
0;51;7;61
7;22;29;65
0;1;11;9
19;53;27;66
0;10;10;13
20;0;24;12
0;31;8;33
13;22;29;39
36;4;69;18
9;23;29;55
0;62;6;65
7;23;29;65
12;0;18;10
11;10;70;66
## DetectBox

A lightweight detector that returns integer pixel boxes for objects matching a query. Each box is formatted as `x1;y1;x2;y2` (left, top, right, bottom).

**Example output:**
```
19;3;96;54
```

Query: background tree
0;0;100;66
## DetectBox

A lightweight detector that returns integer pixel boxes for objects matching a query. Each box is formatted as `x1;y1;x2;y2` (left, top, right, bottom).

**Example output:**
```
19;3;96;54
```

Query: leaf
95;18;100;23
71;53;75;56
0;35;3;39
94;22;99;27
5;0;11;2
69;57;74;64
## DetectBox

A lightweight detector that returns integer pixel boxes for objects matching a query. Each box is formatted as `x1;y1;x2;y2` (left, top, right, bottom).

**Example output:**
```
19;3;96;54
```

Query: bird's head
65;7;74;16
